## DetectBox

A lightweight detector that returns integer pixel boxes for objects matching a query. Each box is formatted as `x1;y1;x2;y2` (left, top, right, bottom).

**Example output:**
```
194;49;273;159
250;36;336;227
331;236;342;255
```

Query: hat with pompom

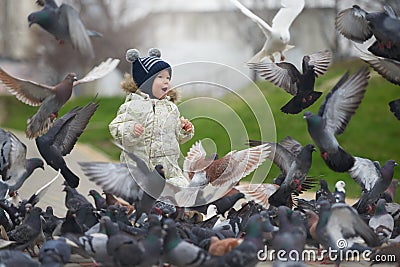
125;48;171;98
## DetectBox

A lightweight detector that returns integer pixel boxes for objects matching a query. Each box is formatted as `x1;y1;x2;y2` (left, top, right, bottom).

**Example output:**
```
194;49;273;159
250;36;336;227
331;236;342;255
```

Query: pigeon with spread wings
0;58;119;139
176;140;270;207
28;0;102;58
36;100;99;188
230;0;305;63
249;50;332;114
336;5;400;61
303;67;370;172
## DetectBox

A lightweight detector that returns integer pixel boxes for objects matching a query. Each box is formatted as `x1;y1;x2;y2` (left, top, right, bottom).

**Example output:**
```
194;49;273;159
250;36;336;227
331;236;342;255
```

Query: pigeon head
335;180;346;192
374;199;388;216
65;73;78;83
28;11;50;28
26;158;44;174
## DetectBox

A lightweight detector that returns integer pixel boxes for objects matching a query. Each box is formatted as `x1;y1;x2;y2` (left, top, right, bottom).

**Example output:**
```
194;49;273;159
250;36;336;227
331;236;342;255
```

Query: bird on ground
336;5;400;61
249;50;332;114
39;237;71;267
36;100;98;188
303;67;370;172
381;179;398;202
28;0;102;58
351;159;398;214
176;140;270;207
333;180;346;203
369;199;395;243
79;142;166;222
230;0;305;63
315;201;381;265
247;137;315;207
0;58;119;138
315;179;335;204
0;128;44;199
0;249;40;266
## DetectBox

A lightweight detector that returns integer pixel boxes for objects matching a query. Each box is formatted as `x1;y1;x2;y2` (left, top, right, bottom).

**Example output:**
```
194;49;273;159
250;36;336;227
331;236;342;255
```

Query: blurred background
0;0;399;202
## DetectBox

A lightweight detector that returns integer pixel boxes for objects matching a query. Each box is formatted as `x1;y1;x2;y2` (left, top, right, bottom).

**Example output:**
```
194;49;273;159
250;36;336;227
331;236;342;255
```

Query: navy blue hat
126;48;171;98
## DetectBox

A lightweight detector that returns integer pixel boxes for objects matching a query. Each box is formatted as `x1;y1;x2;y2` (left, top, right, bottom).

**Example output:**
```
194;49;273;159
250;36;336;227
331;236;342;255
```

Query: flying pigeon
247;137;315;207
230;0;305;63
336;5;400;61
36;100;99;188
0;58;119;138
248;50;332;114
176;140;270;207
79;142;166;221
369;199;395;243
303;67;370;172
351;159;398;214
28;0;102;58
333;180;346;203
233;183;279;209
0;128;44;198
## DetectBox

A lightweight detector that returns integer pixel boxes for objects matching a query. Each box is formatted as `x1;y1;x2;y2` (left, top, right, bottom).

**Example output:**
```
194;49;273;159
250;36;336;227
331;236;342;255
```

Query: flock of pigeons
0;0;399;266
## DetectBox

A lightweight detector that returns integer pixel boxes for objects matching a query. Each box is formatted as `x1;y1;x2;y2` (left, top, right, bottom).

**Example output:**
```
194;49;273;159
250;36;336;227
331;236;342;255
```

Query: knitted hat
125;48;171;98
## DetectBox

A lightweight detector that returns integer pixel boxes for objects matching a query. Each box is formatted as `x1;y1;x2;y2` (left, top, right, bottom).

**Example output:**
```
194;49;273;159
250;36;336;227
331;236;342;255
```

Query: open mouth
161;87;168;92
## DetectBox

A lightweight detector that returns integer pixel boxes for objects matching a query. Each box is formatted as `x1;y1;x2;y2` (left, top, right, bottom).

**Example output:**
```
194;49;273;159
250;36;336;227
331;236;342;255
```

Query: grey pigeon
351;159;398;214
0;58;119;138
336;5;400;60
0;128;44;198
7;206;43;256
249;50;332;114
303;67;370;172
162;218;212;266
315;179;335;203
316;201;381;265
79;143;166;222
247;137;315;207
369;199;395;243
88;189;108;211
0;249;40;267
36;100;99;188
103;216;143;267
333;180;346;203
63;184;92;211
381;179;398;202
28;0;102;57
39;237;71;267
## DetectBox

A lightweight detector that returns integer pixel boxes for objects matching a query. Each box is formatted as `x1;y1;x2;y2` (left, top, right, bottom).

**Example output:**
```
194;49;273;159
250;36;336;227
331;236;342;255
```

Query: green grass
1;59;399;202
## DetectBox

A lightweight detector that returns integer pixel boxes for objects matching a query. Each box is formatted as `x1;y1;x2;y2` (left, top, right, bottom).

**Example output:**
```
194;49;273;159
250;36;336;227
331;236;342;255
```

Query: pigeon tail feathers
61;166;79;188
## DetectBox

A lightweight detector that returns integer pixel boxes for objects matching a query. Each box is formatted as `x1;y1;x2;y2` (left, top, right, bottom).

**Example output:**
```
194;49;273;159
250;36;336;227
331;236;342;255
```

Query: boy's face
152;69;171;99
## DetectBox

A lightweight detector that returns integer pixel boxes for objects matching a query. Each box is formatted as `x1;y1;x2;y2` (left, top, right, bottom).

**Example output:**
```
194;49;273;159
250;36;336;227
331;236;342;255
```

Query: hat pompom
148;48;161;58
126;49;140;63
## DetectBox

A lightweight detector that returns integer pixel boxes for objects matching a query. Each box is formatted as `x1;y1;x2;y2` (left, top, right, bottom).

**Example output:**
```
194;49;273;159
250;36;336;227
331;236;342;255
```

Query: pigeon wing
73;58;120;86
59;4;94;58
335;6;373;43
52;101;98;156
248;62;300;95
234;183;279;208
79;162;143;204
5;132;28;184
348;157;381;192
211;143;270;187
0;67;54;106
318;67;369;135
278;136;303;156
183;141;208;173
357;47;400;86
272;0;305;31
304;50;332;77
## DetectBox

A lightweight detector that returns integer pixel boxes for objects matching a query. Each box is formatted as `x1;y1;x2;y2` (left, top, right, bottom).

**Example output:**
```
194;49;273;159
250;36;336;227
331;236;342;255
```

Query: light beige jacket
109;91;194;186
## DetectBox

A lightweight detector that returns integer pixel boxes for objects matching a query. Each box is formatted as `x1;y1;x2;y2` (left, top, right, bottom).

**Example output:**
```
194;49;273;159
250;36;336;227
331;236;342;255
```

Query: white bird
230;0;305;63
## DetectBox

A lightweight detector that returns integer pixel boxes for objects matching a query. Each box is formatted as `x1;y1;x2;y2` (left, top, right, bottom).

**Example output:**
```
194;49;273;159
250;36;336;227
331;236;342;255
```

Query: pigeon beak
73;76;78;82
28;21;33;27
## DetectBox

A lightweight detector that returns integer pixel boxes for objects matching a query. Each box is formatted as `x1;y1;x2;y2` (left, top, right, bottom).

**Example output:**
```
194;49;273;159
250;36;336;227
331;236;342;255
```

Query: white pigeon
230;0;305;63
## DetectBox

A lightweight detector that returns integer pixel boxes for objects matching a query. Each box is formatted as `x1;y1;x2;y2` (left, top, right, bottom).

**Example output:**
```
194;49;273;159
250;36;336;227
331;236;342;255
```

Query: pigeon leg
321;152;328;160
378;42;384;50
280;53;285;62
79;260;101;267
49;112;58;122
269;55;275;63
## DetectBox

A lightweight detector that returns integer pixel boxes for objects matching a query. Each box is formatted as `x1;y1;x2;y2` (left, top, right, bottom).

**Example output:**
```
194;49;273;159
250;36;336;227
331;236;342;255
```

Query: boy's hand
134;123;145;137
180;117;193;132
